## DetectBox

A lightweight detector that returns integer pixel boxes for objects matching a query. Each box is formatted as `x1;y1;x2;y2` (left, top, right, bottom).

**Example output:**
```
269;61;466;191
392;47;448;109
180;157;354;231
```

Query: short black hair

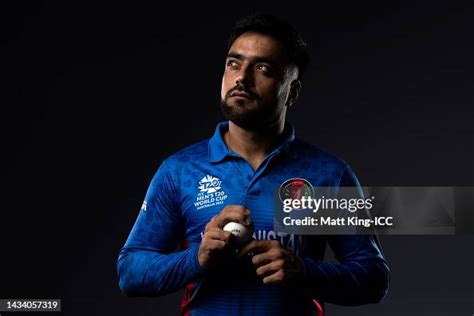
227;13;310;79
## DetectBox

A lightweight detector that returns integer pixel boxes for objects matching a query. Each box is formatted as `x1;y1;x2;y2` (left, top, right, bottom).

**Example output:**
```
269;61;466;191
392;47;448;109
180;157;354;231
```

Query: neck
224;119;286;170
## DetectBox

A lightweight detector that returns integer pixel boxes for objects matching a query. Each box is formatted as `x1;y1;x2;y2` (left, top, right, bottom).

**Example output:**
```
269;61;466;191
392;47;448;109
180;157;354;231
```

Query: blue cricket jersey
117;121;390;315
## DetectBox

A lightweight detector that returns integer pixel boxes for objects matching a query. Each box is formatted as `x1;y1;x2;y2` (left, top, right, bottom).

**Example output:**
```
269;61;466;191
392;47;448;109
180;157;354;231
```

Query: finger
262;270;285;285
204;229;233;242
251;252;273;267
238;239;271;257
205;205;251;231
256;259;284;278
221;205;251;216
212;210;253;228
203;239;227;252
220;205;251;223
204;216;218;232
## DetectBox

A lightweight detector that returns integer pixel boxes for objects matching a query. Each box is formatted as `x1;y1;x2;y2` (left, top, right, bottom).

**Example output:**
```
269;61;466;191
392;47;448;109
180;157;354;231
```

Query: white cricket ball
223;222;253;246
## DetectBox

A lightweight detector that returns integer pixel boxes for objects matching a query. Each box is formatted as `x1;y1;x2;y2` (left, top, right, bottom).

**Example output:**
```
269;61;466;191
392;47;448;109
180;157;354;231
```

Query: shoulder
148;139;210;197
161;139;210;169
292;138;348;170
290;139;357;186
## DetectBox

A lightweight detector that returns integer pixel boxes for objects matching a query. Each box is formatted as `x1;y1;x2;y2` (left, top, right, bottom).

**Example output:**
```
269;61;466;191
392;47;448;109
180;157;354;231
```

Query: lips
230;91;253;99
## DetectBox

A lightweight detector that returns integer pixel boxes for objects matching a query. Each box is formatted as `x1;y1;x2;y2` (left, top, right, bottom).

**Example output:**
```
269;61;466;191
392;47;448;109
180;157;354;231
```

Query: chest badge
194;174;228;210
279;178;315;202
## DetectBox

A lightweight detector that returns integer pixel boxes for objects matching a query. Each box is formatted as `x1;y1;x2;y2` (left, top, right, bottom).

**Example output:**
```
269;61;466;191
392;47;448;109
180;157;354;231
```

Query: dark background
1;1;473;315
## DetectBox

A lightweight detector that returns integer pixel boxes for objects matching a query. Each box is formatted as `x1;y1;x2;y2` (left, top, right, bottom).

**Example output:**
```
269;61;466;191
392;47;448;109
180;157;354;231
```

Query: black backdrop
1;1;473;315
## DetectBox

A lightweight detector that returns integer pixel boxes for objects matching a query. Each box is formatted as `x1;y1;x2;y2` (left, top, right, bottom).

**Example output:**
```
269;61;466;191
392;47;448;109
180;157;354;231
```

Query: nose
235;64;254;87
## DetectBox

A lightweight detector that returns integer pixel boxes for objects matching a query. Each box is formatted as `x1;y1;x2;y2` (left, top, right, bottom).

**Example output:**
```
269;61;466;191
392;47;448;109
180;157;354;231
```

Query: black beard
219;98;279;131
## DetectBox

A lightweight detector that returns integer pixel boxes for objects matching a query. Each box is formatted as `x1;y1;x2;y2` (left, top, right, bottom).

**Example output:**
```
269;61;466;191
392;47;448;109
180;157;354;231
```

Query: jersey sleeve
116;159;203;297
299;163;391;305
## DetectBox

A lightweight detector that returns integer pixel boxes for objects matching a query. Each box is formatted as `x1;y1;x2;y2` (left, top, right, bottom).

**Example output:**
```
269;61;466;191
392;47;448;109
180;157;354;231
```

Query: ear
286;80;302;108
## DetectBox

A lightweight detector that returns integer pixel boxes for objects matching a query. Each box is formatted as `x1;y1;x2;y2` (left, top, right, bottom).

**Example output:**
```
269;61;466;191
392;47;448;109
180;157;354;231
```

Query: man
117;14;390;315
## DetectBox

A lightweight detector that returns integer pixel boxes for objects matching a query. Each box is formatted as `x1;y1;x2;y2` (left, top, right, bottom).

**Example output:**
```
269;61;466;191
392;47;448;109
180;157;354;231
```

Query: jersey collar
208;121;296;163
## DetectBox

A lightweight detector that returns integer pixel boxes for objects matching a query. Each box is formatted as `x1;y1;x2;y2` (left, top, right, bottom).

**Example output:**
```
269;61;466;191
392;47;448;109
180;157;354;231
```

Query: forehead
228;31;287;62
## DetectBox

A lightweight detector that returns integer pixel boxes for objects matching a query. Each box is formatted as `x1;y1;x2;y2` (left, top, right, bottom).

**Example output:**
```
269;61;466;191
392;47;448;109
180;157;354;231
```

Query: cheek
258;80;285;100
221;72;233;99
276;81;291;101
220;76;226;99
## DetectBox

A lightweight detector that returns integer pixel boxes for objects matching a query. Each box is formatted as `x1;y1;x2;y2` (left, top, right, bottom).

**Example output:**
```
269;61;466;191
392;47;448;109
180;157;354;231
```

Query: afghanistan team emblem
279;178;314;202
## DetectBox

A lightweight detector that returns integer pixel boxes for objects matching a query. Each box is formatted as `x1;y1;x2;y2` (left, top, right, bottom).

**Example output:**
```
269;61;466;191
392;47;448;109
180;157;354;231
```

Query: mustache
225;84;259;100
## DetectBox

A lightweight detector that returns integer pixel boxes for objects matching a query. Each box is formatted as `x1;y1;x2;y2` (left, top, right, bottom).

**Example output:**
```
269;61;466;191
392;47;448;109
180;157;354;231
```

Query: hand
238;240;304;285
198;205;252;269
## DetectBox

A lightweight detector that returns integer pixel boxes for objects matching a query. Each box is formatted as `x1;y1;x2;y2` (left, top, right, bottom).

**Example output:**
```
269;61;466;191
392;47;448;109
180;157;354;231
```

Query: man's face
220;31;299;130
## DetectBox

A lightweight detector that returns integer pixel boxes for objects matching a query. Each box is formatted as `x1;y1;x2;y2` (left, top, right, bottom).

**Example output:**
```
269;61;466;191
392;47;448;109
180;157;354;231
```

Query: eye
226;59;239;69
256;64;271;73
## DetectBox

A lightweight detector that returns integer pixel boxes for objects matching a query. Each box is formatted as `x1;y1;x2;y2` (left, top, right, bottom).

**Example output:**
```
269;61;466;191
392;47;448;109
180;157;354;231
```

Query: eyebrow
226;52;277;65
